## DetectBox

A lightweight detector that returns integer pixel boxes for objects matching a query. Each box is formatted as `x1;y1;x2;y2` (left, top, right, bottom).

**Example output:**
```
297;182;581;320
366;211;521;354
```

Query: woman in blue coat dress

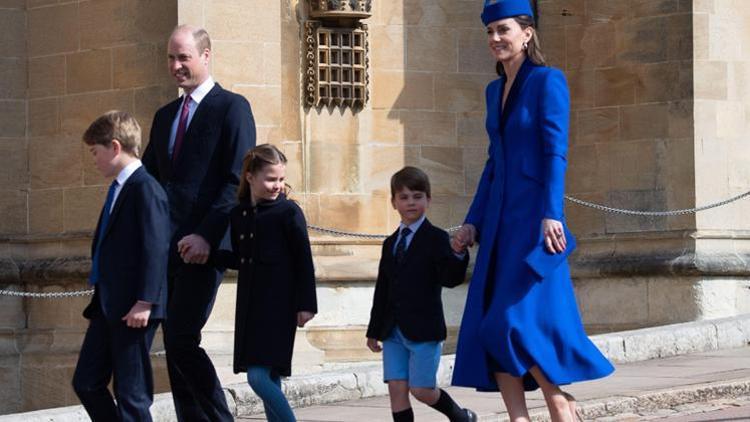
451;1;614;420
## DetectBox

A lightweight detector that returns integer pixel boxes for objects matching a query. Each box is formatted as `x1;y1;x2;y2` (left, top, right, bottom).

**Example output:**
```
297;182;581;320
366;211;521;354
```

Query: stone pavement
238;347;750;421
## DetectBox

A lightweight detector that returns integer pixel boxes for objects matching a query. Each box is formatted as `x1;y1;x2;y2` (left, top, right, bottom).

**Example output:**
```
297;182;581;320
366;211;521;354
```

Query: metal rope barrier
3;189;750;299
564;190;750;216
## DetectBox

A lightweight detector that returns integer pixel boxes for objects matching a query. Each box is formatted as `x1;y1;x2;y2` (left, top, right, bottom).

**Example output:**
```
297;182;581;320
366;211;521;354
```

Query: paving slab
238;347;750;421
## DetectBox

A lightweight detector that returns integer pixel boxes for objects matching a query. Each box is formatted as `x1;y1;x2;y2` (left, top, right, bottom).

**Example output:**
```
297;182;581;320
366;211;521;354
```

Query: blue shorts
382;326;442;388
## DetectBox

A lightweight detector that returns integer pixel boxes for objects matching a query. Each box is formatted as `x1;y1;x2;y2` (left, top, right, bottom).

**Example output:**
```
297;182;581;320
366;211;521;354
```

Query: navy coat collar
499;58;535;130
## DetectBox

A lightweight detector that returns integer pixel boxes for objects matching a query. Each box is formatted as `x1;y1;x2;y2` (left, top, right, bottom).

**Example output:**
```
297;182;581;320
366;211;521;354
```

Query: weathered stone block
80;0;175;49
0;8;26;57
308;108;359;145
621;103;669;140
317;193;390;234
362;145;405;192
66;49;112;94
370;109;403;144
370;25;405;71
27;4;78;57
636;61;693;103
616;16;670;64
0;58;26;99
565;22;616;71
401;111;456;146
371;70;434;110
458;28;496;74
0;139;28;190
567;69;596;109
60;90;134;137
0;100;26;138
63;186;107;233
575;107;620;145
631;0;681;16
694;61;727;100
457;112;487;146
538;0;585;28
21;352;80;411
29;136;82;189
29;189;64;235
604;190;668;232
0;289;24;330
212;41;265;88
434;73;490;113
28;55;66;99
112;43;161;89
576;278;649;330
233;86;280;127
204;0;279;43
0;354;22;415
0;189;26;236
594;67;636;106
28;98;59;138
419;146;464;195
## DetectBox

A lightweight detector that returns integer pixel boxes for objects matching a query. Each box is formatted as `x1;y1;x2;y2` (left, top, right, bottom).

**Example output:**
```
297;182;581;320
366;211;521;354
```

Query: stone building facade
0;0;749;414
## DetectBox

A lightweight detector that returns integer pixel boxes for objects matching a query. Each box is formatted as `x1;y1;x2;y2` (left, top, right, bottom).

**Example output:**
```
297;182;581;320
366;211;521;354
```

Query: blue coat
452;59;613;391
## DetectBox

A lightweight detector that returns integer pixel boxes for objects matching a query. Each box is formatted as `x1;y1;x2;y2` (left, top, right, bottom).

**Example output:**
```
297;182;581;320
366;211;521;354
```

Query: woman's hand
453;224;477;250
542;218;566;254
297;311;315;328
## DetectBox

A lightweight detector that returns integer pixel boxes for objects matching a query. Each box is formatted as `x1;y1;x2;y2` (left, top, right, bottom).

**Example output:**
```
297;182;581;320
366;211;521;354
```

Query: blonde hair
496;15;546;76
237;144;290;201
82;110;142;157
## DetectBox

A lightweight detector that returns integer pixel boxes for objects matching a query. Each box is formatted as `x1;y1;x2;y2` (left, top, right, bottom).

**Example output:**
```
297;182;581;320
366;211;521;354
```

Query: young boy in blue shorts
366;166;476;422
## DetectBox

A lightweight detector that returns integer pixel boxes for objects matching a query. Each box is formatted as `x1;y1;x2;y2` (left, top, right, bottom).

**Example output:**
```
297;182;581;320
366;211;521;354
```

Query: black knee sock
429;389;466;421
392;407;414;422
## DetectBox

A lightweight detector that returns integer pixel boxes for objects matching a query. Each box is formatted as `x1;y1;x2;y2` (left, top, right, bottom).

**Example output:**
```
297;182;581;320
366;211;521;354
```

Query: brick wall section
538;0;696;236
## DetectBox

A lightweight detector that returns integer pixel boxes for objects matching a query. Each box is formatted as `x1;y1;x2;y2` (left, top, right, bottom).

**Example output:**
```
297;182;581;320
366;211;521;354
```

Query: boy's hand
450;236;467;254
367;338;382;353
177;234;211;264
122;301;152;328
297;311;315;327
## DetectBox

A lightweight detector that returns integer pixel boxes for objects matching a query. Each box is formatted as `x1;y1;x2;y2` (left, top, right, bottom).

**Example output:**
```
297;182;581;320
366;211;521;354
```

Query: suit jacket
142;83;256;265
366;219;469;343
84;166;170;322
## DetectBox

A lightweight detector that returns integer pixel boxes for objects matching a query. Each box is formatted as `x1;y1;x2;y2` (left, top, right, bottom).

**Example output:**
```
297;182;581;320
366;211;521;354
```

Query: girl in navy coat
214;144;317;422
452;1;614;421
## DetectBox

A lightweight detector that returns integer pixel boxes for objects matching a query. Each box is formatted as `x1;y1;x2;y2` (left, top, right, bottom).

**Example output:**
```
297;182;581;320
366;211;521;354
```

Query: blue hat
481;0;534;26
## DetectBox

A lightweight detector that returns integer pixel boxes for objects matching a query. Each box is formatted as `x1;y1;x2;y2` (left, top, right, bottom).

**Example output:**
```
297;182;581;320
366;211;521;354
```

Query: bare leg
561;391;583;421
528;367;573;422
494;372;530;422
409;387;439;405
388;380;411;413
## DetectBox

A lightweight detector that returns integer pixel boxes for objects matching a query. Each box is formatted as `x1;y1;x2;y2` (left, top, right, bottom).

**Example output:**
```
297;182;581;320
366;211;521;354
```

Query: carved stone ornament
304;0;370;111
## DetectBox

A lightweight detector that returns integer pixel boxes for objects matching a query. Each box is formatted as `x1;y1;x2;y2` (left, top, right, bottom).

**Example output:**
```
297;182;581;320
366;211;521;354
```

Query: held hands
542;218;567;254
122;301;152;328
297;311;315;328
366;338;382;353
451;224;477;253
177;234;211;264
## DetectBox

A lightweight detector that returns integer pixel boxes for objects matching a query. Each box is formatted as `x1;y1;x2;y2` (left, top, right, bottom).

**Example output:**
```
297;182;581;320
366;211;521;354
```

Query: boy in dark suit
367;166;477;422
72;111;170;422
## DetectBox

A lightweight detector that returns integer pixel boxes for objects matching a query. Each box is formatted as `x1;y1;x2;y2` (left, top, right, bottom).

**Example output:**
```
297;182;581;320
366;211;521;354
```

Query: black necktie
395;227;411;265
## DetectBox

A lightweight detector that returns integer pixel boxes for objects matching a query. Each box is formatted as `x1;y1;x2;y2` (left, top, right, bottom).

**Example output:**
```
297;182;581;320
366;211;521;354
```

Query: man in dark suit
73;110;170;422
366;166;476;422
142;25;255;421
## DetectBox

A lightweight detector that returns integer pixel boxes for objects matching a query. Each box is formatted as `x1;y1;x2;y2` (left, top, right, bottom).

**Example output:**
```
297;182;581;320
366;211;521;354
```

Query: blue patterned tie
395;227;411;265
89;181;118;285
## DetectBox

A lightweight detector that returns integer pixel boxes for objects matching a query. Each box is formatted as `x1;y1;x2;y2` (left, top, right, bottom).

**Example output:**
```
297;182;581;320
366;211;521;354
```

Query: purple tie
172;95;191;163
